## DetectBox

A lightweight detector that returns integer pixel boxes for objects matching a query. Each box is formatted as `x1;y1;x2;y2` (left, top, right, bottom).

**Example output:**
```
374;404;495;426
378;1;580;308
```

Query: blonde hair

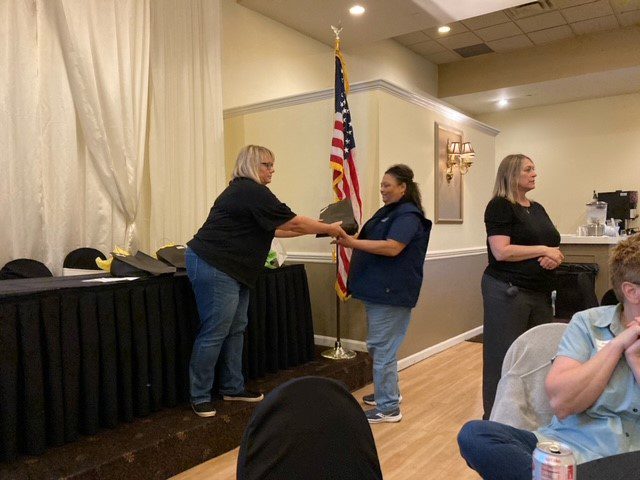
609;234;640;302
492;154;531;203
232;145;274;184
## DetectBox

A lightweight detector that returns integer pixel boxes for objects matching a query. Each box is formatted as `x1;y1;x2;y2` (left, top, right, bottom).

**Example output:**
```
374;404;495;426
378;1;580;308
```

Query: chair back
237;376;383;480
63;248;106;270
0;259;53;280
600;289;618;306
490;322;568;430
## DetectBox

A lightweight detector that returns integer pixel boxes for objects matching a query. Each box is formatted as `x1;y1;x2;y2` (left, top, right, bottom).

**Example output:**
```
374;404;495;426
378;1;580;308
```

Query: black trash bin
554;263;599;321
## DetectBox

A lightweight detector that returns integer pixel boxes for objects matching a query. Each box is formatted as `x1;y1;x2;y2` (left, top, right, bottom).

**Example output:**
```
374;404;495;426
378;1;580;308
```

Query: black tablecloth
0;265;314;462
577;451;640;479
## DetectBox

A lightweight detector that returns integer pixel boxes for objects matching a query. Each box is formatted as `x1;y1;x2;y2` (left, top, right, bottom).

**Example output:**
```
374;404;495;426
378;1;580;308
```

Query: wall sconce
446;140;475;183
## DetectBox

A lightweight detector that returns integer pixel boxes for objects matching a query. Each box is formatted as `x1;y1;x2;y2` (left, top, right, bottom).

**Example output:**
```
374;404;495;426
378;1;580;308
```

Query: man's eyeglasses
261;162;274;170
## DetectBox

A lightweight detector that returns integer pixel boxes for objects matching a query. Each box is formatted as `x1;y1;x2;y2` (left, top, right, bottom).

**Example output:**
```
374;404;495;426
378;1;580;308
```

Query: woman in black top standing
482;154;563;419
186;145;344;418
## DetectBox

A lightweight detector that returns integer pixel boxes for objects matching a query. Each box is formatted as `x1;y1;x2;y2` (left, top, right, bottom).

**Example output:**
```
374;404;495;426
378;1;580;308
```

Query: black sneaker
362;393;403;406
222;390;264;402
191;401;216;417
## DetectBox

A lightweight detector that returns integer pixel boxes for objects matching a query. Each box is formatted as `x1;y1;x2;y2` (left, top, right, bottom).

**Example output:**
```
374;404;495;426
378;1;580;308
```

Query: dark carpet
0;346;373;480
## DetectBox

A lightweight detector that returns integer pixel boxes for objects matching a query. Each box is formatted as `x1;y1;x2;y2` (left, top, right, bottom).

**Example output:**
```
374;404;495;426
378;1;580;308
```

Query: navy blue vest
348;201;432;308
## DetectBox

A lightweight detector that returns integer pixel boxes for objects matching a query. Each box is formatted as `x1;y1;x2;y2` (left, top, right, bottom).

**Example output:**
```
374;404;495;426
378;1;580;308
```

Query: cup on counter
577;225;588;236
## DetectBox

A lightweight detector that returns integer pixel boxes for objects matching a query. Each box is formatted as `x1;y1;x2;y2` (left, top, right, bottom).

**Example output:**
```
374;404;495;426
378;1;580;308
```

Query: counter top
561;234;626;245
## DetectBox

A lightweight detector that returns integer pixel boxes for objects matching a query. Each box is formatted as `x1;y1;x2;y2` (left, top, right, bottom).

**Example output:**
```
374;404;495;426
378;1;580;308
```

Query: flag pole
322;24;356;361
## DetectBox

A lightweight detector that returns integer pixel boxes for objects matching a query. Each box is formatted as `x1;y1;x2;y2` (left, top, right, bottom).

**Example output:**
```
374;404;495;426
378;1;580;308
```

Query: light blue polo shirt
535;305;640;464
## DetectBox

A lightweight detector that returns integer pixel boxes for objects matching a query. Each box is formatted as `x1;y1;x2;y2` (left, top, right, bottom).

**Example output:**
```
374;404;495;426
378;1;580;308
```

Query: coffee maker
597;190;639;234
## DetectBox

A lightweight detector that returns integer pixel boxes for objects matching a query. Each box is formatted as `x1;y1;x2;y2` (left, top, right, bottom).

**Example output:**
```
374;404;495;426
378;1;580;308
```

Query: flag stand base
321;340;356;360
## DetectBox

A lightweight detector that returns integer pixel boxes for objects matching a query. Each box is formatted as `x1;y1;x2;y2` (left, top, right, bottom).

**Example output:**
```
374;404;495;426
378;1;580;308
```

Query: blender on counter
585;191;607;236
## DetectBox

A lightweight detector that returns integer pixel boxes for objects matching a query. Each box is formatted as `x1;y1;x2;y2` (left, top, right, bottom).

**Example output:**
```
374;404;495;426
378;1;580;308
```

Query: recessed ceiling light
437;25;451;34
498;99;509;108
349;5;365;15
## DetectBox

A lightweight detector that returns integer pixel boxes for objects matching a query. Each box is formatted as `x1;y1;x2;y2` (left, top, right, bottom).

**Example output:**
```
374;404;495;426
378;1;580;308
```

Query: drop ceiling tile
409;40;446;56
486;34;534;53
461;11;511;30
423;50;462;65
516;11;568;32
394;31;430;46
553;0;600;7
437;31;483;50
570;14;620;34
475;22;522;42
561;0;615;23
618;9;640;25
527;24;575;44
610;0;640;13
423;21;469;39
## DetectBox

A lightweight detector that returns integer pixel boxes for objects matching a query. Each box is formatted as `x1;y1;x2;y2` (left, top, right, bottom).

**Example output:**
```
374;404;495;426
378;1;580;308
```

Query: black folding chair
237;376;383;480
63;248;106;270
0;259;53;280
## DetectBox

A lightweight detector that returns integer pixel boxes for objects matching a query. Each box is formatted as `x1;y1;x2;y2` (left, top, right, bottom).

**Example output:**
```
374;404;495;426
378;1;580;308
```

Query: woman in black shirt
482;154;563;419
186;145;344;418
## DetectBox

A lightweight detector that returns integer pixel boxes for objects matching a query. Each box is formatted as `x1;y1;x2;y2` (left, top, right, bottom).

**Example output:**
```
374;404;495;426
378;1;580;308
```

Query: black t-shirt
484;196;560;292
187;177;296;287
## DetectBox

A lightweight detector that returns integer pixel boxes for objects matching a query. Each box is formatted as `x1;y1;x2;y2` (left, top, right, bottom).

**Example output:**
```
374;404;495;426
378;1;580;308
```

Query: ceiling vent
505;0;555;20
453;43;494;58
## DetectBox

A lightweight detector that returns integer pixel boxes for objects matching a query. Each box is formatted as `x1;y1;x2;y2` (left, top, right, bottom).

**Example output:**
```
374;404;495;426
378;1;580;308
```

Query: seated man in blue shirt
458;234;640;480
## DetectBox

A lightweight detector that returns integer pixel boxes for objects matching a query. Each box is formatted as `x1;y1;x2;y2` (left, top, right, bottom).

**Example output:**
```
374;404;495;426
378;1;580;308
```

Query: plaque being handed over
316;198;359;237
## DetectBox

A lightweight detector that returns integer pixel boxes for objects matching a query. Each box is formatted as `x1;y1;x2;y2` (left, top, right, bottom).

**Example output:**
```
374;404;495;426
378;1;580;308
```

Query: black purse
316;198;359;237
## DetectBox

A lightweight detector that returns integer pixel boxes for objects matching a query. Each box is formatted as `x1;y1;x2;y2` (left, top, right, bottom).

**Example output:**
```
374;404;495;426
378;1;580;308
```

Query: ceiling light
349;5;365;15
437;25;451;34
498;99;509;108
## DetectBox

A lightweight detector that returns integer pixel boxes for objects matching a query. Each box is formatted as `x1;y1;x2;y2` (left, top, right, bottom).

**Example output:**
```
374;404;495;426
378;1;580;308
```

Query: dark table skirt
0;265;314;462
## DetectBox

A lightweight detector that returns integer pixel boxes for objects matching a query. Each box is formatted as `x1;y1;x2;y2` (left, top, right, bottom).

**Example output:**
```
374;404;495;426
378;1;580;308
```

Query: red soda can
532;441;576;480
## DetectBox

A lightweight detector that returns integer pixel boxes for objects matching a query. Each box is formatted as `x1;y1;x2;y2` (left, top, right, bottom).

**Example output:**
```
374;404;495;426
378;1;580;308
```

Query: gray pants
481;273;553;419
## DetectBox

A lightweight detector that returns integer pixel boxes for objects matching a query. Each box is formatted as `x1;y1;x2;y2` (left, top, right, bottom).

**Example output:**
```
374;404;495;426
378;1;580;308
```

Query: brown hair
609;233;640;302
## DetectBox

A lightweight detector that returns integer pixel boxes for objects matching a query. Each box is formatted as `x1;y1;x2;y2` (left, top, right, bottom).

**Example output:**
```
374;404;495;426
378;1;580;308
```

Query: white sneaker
365;408;402;424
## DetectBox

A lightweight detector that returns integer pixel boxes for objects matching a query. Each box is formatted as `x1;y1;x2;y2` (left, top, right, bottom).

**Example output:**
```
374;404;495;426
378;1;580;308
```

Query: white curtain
0;0;223;273
51;0;150;252
148;0;225;252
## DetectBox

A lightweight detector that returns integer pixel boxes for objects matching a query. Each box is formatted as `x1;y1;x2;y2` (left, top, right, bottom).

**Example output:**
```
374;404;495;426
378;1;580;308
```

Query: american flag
330;52;362;299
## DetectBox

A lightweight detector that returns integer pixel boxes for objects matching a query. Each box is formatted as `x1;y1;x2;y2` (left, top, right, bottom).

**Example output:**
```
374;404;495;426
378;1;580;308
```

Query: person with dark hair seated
458;234;640;480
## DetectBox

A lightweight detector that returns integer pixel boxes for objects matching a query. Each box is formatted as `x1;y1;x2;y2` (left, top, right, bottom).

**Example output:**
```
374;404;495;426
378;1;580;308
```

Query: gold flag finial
331;23;342;50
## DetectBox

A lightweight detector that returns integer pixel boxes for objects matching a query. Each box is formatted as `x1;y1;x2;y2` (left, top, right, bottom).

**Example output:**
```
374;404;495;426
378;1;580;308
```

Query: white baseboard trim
287;246;486;264
314;324;483;371
397;325;483;371
314;335;368;352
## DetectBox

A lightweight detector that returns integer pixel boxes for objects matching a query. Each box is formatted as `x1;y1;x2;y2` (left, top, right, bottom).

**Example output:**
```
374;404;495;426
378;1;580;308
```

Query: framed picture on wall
434;122;463;224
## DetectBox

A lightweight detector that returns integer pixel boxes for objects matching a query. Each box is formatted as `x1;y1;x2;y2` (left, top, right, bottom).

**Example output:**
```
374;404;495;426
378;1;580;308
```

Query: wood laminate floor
172;341;482;480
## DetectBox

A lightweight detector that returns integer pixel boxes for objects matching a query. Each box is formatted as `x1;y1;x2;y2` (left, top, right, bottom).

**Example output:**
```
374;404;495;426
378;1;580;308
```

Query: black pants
481;273;553;419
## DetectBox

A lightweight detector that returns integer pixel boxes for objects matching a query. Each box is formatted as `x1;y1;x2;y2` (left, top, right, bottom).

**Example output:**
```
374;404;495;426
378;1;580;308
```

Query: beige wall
224;85;496;355
478;93;640;235
220;0;438;109
304;253;487;359
220;0;495;359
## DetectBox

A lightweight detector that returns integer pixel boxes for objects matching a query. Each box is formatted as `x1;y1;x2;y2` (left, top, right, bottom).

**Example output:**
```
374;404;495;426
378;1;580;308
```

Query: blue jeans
364;301;412;413
458;420;538;480
186;248;250;404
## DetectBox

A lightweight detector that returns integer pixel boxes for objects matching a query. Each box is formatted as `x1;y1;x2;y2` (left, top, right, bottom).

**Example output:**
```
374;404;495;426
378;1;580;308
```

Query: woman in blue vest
337;164;432;424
